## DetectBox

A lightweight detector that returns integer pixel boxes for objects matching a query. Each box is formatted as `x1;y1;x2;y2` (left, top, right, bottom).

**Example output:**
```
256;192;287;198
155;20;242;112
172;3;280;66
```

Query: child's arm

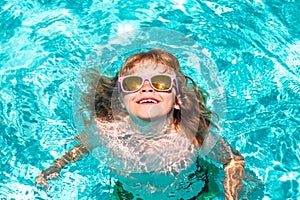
206;136;245;200
36;141;88;188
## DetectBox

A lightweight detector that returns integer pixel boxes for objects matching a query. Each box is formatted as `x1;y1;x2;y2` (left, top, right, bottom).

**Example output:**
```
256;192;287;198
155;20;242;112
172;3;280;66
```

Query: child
36;49;244;199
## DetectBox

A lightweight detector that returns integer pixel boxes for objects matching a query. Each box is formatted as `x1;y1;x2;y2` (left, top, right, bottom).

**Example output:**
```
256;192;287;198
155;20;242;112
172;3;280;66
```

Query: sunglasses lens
122;76;143;91
151;75;172;90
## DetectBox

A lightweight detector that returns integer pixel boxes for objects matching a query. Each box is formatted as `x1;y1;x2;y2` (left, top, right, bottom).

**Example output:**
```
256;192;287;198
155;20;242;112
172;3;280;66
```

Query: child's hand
223;154;245;200
35;165;60;188
35;141;88;188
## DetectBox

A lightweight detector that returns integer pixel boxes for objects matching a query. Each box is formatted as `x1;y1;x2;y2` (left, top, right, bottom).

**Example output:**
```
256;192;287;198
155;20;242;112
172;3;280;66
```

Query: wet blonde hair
81;49;216;147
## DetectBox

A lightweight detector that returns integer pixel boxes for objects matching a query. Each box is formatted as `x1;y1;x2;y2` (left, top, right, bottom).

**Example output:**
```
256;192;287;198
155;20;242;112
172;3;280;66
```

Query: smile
137;98;159;104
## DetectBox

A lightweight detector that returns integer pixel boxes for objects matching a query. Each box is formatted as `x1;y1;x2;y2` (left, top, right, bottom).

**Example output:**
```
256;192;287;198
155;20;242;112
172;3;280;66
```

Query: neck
129;115;174;139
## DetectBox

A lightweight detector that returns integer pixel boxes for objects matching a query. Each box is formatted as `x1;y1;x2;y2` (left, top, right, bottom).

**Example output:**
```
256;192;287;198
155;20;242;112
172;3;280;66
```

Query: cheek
122;94;134;110
164;93;177;109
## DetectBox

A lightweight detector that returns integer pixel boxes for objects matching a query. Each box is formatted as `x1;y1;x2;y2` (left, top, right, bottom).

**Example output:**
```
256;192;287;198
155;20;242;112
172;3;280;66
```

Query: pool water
0;0;299;199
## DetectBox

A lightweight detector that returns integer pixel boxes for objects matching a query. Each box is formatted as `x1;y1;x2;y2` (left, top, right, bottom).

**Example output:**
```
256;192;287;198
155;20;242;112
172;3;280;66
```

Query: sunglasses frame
118;74;179;94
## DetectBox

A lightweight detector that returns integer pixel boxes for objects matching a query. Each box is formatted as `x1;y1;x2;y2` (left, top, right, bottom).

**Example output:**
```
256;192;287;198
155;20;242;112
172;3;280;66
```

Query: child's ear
174;95;182;110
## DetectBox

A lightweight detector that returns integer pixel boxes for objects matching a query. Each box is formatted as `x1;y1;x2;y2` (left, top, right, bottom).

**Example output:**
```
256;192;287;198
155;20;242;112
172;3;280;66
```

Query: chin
136;113;167;121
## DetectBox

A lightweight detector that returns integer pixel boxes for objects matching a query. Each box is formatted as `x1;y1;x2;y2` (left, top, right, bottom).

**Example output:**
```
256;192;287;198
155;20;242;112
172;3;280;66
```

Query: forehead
123;61;175;76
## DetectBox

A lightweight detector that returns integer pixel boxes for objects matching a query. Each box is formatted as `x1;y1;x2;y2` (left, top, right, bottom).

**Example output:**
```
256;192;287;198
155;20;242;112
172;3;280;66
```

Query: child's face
121;63;179;121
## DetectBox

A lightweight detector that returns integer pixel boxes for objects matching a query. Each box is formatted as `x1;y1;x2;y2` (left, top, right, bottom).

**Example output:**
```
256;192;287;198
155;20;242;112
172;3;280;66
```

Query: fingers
35;173;50;188
35;166;60;188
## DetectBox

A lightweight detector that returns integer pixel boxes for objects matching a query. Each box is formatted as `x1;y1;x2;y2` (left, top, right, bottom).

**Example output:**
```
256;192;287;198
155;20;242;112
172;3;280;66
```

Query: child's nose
140;81;154;93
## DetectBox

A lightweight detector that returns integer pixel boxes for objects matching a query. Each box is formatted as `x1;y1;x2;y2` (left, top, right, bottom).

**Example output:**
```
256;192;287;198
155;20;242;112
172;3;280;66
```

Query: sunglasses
118;74;178;93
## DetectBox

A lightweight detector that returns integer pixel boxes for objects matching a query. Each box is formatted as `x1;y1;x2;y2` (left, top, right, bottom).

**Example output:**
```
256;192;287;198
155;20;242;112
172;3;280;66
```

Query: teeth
139;99;158;104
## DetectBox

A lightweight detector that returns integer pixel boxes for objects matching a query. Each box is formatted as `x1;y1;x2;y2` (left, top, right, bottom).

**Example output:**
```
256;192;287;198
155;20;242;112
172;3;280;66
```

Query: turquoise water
0;0;299;199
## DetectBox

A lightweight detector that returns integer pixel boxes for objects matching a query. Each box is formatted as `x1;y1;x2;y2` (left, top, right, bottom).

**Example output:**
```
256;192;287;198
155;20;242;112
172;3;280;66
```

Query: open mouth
137;98;159;104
